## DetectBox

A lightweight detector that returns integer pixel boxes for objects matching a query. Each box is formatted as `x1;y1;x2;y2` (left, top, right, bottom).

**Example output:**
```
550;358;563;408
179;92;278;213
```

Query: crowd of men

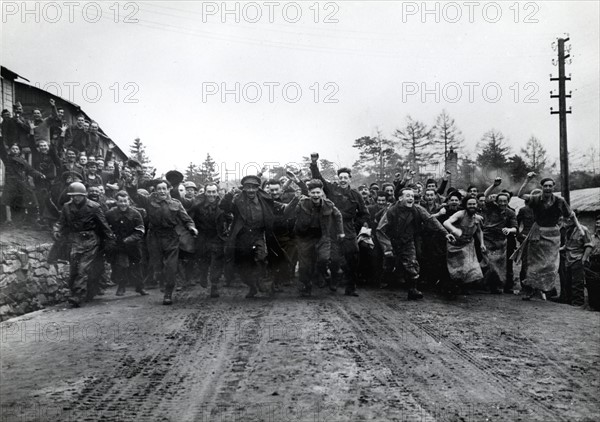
1;102;599;310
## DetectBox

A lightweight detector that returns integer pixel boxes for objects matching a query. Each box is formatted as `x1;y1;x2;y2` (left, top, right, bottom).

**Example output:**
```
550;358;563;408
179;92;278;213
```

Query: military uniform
294;196;343;294
130;189;196;300
310;163;369;294
188;194;230;296
54;197;114;304
105;206;146;294
220;183;298;297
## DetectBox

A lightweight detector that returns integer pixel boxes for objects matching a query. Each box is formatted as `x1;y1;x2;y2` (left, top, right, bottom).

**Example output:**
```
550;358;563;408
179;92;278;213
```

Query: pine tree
129;138;150;164
476;130;510;169
200;153;219;183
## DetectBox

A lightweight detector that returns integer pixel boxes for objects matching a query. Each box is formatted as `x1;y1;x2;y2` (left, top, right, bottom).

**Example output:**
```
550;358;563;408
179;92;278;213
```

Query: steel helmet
183;181;198;190
67;182;87;196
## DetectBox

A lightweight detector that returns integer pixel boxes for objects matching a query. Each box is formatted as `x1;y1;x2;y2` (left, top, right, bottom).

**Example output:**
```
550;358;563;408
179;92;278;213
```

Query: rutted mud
1;283;599;421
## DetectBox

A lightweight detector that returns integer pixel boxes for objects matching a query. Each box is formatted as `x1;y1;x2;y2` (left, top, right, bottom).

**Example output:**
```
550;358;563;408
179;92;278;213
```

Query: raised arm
484;177;502;199
286;170;309;196
309;153;334;196
394;170;412;199
517;172;536;199
49;99;58;119
125;183;150;209
437;171;451;195
49;144;62;168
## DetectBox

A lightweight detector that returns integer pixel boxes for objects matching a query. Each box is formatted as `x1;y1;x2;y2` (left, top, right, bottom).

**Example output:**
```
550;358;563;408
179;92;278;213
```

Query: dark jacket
128;188;195;232
54;198;114;239
377;203;447;254
220;189;298;259
68;126;88;154
105;206;145;263
105;207;145;241
29;136;62;182
294;196;343;241
309;162;369;236
188;195;230;241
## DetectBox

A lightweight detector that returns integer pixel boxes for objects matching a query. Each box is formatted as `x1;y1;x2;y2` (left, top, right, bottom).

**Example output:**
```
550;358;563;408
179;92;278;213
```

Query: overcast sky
3;1;599;177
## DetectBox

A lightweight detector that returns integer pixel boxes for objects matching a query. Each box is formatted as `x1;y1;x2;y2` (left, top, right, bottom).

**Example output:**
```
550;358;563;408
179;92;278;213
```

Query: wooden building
1;65;128;194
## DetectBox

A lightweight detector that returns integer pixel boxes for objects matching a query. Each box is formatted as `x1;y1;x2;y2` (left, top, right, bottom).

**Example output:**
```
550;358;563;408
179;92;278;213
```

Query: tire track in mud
67;287;274;422
309;298;438;422
376;292;600;419
176;299;276;422
338;290;572;422
178;294;437;422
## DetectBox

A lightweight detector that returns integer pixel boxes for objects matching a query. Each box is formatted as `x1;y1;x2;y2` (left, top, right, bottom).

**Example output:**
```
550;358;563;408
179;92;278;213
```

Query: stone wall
0;242;70;321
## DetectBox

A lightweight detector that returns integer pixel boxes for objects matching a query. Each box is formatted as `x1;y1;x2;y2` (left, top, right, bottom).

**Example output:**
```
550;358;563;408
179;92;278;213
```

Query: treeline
350;110;599;191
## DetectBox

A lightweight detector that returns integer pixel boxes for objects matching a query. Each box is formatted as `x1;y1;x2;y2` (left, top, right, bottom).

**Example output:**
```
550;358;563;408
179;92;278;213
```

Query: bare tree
432;110;464;168
393;116;433;175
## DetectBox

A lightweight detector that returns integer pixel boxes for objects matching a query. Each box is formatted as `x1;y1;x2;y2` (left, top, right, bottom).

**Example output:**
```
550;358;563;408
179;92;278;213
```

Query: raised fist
310;153;319;162
527;172;536;179
493;177;502;186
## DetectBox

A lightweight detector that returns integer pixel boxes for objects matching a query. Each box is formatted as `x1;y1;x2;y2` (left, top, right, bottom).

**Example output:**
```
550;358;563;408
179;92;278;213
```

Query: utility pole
378;133;384;185
550;36;572;204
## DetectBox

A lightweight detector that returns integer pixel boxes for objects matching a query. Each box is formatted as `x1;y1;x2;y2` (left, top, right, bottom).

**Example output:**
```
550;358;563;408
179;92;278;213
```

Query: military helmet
183;181;198;190
67;182;87;196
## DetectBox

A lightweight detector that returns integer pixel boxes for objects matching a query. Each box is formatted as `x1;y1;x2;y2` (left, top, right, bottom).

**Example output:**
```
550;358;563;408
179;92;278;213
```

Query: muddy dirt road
1;283;599;421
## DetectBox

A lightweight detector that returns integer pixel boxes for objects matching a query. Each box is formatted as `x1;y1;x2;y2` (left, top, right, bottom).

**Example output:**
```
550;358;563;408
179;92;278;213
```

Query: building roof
1;66;30;82
2;65;128;160
510;187;600;213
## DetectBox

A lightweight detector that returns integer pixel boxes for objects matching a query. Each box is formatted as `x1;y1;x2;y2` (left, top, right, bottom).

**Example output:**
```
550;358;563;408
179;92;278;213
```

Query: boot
115;286;126;296
163;291;173;305
299;284;312;297
329;272;340;292
245;284;258;298
67;296;81;308
136;288;149;296
407;288;424;300
316;266;328;288
210;285;219;298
